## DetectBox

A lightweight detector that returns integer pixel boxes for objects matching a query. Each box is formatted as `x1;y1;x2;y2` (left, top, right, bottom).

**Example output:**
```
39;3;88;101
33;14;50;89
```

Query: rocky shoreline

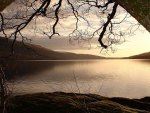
6;92;150;113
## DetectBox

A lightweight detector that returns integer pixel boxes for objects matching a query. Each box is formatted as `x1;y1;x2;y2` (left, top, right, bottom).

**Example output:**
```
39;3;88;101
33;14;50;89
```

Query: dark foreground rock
5;92;150;113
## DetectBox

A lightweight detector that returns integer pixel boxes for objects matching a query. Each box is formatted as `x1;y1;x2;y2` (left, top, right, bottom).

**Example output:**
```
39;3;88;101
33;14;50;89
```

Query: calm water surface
7;59;150;98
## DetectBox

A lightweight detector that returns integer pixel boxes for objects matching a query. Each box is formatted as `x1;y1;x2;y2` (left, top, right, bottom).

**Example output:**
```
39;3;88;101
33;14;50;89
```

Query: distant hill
128;52;150;59
0;37;104;60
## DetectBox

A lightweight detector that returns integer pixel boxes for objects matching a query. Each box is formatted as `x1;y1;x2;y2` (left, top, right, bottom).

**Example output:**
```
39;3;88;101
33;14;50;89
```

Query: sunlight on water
7;60;150;98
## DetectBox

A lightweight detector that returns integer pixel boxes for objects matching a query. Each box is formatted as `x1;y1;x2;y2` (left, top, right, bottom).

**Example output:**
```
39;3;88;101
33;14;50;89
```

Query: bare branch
98;3;118;48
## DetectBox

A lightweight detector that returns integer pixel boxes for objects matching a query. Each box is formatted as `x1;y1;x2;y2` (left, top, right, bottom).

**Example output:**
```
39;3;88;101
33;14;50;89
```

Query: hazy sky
31;29;150;57
4;1;150;57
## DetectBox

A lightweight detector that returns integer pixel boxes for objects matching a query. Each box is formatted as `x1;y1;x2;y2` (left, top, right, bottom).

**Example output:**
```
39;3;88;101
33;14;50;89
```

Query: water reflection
5;60;150;98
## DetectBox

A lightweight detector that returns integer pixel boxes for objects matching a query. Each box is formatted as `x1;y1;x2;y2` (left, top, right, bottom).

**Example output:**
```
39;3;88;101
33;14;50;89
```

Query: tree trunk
0;0;15;11
113;0;150;32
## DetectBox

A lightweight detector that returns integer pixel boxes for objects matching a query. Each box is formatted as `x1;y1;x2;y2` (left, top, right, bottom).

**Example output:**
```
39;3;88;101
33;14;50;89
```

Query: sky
3;0;150;57
31;29;150;57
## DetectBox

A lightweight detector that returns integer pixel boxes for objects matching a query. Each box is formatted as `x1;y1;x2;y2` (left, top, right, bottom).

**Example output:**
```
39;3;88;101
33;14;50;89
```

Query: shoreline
6;92;150;113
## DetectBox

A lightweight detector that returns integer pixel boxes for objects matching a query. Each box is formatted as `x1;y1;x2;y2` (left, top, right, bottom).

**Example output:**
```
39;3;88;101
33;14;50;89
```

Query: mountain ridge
0;37;104;60
127;52;150;59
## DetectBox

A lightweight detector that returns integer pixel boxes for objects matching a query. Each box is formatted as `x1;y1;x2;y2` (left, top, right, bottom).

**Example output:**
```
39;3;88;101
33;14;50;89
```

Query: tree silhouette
0;1;149;112
0;0;149;53
0;0;149;31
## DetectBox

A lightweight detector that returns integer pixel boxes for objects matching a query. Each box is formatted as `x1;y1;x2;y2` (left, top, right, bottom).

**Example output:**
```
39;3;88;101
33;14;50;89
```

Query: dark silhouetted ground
6;92;150;113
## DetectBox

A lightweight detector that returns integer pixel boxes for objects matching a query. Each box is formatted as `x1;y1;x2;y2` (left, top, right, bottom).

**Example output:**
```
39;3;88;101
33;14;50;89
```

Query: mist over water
7;59;150;98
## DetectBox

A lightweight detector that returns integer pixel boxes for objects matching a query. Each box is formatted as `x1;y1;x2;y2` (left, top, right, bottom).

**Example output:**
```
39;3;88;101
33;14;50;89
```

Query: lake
6;59;150;98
